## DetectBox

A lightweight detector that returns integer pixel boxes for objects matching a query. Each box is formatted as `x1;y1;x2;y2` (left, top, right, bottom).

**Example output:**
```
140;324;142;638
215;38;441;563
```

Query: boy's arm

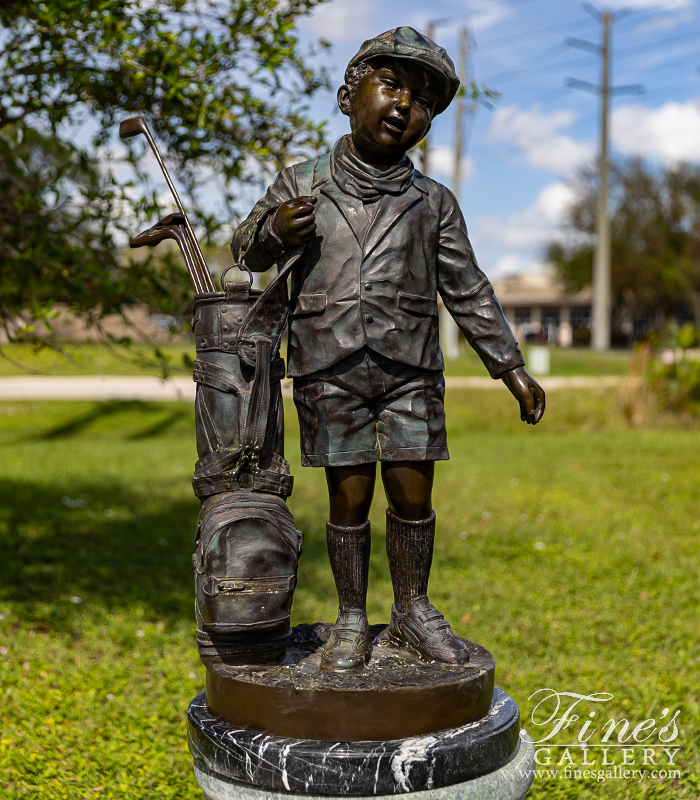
436;187;545;424
231;168;299;272
436;187;524;378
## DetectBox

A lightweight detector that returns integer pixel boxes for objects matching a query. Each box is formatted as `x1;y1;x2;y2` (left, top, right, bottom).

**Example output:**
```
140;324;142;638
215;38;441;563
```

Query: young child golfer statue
233;27;545;672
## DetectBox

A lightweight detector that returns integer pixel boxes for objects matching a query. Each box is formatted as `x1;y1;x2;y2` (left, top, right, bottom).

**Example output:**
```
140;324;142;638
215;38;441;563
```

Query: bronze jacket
232;151;524;379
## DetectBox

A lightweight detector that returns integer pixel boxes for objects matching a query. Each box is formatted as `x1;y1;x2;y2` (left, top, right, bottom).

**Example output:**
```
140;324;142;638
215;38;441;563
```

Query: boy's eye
382;79;398;90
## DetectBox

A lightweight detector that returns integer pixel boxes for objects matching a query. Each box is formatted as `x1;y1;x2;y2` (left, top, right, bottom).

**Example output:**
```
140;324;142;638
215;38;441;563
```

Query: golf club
119;115;216;293
130;213;206;294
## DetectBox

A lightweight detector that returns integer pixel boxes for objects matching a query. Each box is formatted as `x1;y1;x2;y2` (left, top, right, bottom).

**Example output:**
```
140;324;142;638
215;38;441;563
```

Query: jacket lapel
362;180;426;259
318;179;368;247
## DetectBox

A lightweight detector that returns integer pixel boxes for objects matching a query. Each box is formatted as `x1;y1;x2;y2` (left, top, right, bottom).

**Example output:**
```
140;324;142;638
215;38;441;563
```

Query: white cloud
489;105;593;173
471;180;576;272
613;98;700;164
428;144;475;181
306;0;376;42
490;254;543;277
471;2;511;33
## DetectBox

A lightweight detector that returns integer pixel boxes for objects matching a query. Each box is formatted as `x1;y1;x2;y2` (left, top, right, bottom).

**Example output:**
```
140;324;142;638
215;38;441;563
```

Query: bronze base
204;623;495;741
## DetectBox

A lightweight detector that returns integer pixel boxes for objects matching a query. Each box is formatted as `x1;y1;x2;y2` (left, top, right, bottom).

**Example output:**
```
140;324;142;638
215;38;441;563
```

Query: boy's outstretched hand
501;367;545;425
271;196;318;246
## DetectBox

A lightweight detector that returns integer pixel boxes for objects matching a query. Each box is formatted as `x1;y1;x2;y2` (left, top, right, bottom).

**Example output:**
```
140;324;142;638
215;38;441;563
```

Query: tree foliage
546;158;700;332
0;0;330;350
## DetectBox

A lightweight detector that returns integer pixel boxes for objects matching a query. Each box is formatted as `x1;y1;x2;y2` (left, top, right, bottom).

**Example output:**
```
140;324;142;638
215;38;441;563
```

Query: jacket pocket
290;293;327;316
397;292;438;316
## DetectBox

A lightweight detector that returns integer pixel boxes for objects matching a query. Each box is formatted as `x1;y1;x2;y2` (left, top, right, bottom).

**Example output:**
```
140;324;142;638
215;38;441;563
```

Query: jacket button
222;325;229;332
364;314;373;324
364;283;372;291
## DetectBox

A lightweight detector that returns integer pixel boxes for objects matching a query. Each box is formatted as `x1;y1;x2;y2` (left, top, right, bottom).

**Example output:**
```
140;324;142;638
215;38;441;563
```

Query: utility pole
593;12;611;351
566;6;643;351
441;25;470;360
422;16;460;175
452;26;469;199
422;22;435;175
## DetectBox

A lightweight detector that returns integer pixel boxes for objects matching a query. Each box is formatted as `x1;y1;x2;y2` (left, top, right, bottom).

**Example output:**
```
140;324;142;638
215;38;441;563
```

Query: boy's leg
326;464;376;526
382;461;470;665
381;460;433;521
321;464;375;672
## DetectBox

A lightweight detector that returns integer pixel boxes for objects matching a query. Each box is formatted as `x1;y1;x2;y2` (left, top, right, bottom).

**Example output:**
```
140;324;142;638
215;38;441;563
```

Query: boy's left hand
501;367;545;425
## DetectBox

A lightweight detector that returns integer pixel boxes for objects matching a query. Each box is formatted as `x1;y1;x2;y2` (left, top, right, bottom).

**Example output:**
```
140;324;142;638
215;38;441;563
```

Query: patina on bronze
122;118;305;665
122;26;545;747
204;624;495;741
232;26;546;676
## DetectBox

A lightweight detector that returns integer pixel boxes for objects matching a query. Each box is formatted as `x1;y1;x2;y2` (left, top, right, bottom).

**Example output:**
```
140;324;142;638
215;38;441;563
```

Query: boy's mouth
382;115;407;135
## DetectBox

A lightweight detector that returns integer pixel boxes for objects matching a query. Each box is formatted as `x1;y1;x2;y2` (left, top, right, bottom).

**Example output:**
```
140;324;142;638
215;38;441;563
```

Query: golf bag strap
193;360;248;394
194;445;242;478
241;337;273;461
192;468;294;499
237;249;303;359
192;357;285;394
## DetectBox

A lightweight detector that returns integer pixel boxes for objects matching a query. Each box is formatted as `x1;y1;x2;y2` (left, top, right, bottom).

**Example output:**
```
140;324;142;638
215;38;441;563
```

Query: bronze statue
122;31;542;795
231;27;545;673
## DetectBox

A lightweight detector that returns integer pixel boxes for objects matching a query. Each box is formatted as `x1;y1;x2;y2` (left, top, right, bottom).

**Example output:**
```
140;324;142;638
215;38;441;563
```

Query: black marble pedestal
187;687;524;795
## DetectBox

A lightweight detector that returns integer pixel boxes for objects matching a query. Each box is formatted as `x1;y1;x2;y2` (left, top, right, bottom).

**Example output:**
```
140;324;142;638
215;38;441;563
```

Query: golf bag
121;115;304;667
190;261;302;665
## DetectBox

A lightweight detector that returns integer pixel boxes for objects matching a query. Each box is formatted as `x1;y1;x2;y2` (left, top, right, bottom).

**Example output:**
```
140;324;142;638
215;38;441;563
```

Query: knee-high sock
385;509;436;613
326;521;371;614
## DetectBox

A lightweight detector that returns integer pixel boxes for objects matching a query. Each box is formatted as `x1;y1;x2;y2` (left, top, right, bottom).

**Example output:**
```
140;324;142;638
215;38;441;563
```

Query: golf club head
129;213;187;248
119;115;149;140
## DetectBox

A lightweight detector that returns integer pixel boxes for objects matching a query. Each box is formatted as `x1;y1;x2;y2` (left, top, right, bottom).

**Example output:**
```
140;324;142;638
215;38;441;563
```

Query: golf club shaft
172;227;205;294
140;128;216;293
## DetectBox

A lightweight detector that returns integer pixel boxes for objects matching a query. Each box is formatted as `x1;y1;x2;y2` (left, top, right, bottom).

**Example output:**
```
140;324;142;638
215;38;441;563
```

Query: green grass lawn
444;343;632;377
0;342;196;378
0;390;698;799
0;341;632;378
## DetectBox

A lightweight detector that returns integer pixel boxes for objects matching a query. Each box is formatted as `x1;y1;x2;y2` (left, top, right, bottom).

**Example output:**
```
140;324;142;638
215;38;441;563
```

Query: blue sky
292;0;700;279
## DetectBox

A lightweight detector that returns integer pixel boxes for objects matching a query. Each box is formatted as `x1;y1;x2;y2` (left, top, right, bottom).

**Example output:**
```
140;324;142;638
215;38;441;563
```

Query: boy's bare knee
381;461;434;521
326;465;376;526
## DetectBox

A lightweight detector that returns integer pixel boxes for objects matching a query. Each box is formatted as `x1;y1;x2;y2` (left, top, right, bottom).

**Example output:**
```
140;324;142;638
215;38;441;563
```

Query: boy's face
339;59;438;160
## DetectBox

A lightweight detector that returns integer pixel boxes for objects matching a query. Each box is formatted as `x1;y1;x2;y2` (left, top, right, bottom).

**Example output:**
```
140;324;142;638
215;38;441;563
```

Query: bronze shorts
292;348;449;467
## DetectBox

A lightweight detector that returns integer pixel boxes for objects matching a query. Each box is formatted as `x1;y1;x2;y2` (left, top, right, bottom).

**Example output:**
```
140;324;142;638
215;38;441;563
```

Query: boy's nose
396;89;411;110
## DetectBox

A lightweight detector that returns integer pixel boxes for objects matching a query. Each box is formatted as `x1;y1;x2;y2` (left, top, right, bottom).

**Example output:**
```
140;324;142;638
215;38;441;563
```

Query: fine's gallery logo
519;688;682;784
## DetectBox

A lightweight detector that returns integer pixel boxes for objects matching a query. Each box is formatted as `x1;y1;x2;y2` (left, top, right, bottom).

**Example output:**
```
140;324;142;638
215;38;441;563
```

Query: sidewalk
0;375;634;401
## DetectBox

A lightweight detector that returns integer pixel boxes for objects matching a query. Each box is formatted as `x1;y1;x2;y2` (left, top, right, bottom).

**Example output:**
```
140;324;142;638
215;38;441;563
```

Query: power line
614;29;700;60
474;108;597;170
486;54;600;85
475;17;596;51
617;50;700;81
426;0;545;31
483;41;601;84
643;81;700;100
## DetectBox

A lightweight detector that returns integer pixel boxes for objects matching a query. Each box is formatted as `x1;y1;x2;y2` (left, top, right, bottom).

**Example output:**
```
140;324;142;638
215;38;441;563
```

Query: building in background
492;273;592;348
492;273;662;348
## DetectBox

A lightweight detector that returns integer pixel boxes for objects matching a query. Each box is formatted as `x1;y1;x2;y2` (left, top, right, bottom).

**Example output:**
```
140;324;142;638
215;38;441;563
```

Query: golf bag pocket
194;491;302;664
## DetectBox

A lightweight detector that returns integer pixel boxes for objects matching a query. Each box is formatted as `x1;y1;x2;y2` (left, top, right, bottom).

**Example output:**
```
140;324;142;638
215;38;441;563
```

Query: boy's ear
337;85;351;117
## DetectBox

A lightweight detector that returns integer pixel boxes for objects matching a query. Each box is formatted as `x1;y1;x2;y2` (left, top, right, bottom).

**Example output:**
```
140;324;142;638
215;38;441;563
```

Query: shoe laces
332;611;367;642
409;597;450;633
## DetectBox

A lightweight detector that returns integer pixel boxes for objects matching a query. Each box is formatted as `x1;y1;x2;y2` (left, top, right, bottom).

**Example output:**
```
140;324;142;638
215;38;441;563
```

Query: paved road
0;374;633;401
